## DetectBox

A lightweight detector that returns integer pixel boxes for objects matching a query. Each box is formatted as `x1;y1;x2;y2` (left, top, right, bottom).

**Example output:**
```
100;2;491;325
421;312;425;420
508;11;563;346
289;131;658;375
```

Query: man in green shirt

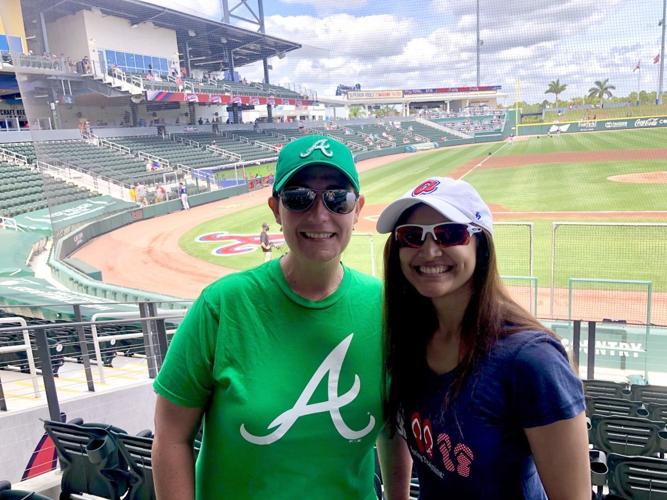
152;135;383;499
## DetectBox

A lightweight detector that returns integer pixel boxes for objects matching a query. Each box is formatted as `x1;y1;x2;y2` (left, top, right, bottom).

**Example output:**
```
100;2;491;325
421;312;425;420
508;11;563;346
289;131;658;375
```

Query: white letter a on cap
240;334;375;445
299;138;333;158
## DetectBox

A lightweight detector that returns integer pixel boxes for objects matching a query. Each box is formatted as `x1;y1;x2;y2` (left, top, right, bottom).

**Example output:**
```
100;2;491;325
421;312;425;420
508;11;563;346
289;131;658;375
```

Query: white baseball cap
376;177;493;235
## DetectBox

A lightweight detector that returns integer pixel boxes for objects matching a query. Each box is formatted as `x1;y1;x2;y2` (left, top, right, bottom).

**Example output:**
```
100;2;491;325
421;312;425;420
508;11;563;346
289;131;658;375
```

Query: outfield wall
518;115;667;136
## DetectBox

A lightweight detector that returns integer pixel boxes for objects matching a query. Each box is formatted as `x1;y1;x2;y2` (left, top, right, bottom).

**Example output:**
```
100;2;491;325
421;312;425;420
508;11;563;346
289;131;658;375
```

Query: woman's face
398;205;478;303
269;165;364;265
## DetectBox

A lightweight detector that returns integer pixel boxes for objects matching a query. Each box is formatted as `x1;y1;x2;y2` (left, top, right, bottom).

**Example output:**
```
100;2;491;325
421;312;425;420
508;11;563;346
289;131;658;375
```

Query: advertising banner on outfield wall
519;115;667;136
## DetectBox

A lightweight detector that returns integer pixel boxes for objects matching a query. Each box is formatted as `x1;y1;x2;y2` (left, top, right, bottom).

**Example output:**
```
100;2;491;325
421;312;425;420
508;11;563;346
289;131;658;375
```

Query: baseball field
74;127;667;323
180;127;667;289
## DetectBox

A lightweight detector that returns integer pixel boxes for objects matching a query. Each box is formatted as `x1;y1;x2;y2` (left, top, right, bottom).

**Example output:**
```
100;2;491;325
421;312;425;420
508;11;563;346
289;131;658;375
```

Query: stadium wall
50;185;247;302
0;381;156;484
518;115;667;135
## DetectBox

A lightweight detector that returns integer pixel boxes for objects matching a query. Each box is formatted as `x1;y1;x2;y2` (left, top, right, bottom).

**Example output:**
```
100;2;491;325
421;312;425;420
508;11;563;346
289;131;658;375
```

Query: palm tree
545;79;567;108
348;105;363;119
588;79;616;107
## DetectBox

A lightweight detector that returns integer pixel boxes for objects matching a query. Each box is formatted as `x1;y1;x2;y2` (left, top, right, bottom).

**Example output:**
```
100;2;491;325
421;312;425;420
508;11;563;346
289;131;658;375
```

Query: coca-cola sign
634;118;659;128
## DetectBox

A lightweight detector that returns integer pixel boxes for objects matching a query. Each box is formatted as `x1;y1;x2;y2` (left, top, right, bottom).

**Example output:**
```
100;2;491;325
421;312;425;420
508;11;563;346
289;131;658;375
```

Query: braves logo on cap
300;139;333;158
412;179;440;196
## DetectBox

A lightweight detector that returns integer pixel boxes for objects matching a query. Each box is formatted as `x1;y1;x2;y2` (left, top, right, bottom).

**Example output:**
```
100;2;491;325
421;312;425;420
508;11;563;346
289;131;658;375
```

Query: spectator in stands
152;135;383;500
81;56;91;74
136;182;147;206
197;117;204;126
178;182;189;210
375;177;590;499
128;184;137;202
155;184;166;203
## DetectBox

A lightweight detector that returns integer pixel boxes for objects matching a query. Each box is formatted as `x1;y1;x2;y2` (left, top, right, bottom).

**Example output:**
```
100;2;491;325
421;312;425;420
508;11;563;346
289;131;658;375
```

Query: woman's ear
353;194;365;225
268;196;281;226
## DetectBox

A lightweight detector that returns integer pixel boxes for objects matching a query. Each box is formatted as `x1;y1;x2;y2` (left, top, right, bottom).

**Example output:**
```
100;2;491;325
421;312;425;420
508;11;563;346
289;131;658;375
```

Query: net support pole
550;223;557;319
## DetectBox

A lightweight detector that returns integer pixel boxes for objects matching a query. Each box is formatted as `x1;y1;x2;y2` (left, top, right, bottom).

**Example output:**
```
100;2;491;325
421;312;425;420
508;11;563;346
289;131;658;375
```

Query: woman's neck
280;254;343;301
427;287;473;374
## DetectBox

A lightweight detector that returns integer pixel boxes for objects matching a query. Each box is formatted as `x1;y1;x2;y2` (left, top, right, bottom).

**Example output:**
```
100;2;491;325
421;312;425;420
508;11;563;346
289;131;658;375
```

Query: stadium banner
519;115;667;135
405;142;438;152
346;90;404;100
13;196;138;234
404;85;501;95
146;91;313;106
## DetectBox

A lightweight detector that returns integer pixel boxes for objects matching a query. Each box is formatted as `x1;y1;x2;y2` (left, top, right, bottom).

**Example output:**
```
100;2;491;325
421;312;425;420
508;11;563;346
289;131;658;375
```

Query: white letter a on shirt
240;334;375;445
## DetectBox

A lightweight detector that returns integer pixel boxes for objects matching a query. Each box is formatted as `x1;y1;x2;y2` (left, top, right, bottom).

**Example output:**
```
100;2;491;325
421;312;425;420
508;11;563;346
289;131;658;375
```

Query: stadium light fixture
188;29;197;37
277;52;285;59
220;37;228;44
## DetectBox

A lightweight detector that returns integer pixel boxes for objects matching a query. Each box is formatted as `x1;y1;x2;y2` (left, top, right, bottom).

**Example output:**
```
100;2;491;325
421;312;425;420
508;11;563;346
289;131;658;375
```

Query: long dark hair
382;204;554;430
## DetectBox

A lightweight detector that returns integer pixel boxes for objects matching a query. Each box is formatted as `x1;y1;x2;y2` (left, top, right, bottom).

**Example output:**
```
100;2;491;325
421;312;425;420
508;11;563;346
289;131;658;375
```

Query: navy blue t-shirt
398;331;585;500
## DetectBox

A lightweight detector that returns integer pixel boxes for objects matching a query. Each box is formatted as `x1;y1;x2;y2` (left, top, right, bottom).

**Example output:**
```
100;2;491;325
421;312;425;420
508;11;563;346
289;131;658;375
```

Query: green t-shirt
153;259;383;499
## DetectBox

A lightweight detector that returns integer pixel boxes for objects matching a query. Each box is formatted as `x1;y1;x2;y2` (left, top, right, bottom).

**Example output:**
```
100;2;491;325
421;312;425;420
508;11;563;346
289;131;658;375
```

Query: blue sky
146;0;667;103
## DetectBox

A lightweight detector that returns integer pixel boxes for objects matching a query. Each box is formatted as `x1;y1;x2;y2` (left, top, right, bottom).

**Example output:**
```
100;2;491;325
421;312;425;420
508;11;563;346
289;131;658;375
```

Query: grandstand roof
21;0;301;71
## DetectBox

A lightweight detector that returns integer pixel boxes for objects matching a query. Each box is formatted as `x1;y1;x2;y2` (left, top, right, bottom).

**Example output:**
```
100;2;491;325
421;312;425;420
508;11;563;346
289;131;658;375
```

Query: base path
71;152;427;299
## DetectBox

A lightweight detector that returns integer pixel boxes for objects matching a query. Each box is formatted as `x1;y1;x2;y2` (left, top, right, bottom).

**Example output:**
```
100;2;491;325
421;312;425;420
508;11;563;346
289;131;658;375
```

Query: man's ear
353;194;365;225
268;196;281;226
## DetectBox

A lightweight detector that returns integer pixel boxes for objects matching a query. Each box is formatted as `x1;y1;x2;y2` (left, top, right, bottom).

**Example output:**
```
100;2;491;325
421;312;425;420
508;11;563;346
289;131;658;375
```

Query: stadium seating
0;480;51;500
172;133;277;163
115;432;156;500
44;420;130;499
0;162;94;218
0;311;121;376
134;74;303;99
585;396;650;418
606;453;667;499
1;141;171;186
400;121;460;143
41;418;204;500
110;135;235;168
588;415;667;457
583;379;631;399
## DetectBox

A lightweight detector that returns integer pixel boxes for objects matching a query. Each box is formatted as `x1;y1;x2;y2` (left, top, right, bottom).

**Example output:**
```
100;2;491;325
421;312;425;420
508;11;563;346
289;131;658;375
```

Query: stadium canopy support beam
219;0;273;121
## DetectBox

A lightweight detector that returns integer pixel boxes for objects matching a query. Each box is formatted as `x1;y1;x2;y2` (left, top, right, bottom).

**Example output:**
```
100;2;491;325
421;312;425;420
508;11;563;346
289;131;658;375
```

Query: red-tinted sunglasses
395;222;482;248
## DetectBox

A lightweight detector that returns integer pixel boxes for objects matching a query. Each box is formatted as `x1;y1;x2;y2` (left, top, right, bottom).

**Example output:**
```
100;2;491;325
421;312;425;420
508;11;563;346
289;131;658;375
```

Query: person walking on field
178;182;189;210
152;135;384;500
259;222;274;262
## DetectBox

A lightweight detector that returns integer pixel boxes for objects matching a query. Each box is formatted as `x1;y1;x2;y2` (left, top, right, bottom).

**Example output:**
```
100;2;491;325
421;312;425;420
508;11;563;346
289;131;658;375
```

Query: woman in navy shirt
376;177;590;500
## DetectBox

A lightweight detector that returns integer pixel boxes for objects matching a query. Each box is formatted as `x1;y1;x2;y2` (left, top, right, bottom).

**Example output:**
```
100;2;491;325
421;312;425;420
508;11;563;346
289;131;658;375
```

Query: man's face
268;165;364;265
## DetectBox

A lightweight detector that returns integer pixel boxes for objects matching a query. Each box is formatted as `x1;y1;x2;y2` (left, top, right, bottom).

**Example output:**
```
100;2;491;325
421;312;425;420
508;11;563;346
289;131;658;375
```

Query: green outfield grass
507;127;667;155
179;128;667;292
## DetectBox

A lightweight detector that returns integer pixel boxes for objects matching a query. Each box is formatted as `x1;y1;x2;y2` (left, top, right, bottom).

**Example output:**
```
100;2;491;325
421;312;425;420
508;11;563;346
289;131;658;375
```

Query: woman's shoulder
345;265;382;291
201;265;271;302
491;330;567;364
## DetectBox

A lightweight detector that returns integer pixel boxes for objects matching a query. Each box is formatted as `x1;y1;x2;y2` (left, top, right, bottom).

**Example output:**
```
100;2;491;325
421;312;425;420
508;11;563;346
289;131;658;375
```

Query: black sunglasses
395;222;482;248
279;187;359;214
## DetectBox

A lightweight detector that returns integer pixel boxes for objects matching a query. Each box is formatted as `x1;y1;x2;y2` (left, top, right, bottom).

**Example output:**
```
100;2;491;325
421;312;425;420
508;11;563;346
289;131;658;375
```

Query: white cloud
235;0;660;103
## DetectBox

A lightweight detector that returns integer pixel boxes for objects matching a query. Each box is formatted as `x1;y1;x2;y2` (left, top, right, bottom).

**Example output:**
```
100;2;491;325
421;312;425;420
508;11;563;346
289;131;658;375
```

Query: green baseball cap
273;134;360;194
